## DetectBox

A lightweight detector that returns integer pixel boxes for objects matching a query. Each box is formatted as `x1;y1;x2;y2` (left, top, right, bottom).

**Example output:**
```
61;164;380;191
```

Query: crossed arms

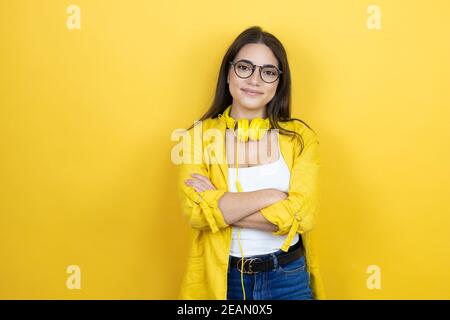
184;173;285;232
177;125;319;240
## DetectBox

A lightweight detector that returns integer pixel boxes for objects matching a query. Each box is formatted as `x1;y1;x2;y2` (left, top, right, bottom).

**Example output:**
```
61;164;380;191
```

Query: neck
230;104;267;120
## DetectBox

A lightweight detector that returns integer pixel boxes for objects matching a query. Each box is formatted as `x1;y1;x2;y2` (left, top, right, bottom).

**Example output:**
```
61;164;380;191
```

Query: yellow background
1;0;449;299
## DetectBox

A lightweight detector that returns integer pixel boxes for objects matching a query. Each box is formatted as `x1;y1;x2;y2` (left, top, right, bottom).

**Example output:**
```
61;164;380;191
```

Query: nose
248;66;262;84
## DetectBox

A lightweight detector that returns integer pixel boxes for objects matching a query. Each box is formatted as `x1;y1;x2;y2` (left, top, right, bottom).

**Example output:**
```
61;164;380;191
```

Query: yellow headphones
218;104;271;300
220;105;271;142
218;105;271;192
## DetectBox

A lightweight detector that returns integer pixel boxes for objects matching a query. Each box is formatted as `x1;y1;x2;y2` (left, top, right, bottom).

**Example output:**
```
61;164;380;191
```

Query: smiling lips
241;88;263;96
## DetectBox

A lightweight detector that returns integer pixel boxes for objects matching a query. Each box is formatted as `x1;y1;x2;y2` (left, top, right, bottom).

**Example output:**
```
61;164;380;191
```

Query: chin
239;96;264;106
240;102;266;111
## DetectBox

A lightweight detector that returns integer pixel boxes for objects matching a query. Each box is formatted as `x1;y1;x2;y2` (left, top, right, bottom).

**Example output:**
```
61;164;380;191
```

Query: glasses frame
228;59;283;83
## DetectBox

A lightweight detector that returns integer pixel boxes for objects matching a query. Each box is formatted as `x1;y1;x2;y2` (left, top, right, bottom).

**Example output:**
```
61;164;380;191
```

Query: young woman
177;26;325;300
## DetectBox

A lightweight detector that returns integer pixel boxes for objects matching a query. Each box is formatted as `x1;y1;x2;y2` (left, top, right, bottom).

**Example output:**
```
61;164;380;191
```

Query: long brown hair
188;26;317;151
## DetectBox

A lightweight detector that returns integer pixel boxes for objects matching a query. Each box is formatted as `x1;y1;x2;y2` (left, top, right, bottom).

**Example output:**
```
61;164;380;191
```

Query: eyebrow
237;58;278;68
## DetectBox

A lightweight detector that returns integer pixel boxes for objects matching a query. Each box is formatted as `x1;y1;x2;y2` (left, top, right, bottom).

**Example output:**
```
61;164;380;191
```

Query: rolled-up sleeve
176;125;228;233
178;179;228;232
259;128;320;251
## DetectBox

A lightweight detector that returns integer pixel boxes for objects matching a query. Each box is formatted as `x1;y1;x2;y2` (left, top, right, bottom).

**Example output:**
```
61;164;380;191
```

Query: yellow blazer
177;116;326;299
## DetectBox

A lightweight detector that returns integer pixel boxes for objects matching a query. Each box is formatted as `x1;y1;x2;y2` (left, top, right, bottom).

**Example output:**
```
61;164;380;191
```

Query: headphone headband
218;105;271;142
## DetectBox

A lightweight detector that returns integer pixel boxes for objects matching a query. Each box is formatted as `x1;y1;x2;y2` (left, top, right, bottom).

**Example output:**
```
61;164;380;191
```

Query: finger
194;186;206;193
193;183;208;193
186;179;210;193
193;180;211;192
190;173;216;189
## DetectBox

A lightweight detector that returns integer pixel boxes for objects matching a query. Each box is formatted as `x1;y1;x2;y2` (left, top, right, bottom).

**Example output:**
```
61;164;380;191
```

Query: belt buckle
237;257;262;274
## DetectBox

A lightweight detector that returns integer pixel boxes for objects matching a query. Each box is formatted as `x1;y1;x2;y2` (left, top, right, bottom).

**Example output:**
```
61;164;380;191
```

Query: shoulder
184;117;220;135
202;117;221;129
188;117;221;131
277;119;319;144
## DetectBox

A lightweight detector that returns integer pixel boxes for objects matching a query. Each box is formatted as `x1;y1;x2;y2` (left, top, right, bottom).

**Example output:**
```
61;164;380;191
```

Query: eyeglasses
228;59;282;83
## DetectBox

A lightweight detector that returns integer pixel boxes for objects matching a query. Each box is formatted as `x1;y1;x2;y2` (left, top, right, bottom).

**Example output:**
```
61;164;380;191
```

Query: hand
271;189;289;202
184;173;217;193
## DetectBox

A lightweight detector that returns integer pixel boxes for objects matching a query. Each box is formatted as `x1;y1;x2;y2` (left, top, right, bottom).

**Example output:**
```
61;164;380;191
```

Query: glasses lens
234;61;253;78
261;66;279;83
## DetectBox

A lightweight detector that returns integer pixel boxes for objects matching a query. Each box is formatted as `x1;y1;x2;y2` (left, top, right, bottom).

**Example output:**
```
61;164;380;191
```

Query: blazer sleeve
176;125;229;233
259;127;320;251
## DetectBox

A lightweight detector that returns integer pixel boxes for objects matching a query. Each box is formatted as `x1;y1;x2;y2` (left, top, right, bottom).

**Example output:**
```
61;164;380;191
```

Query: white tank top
228;133;299;257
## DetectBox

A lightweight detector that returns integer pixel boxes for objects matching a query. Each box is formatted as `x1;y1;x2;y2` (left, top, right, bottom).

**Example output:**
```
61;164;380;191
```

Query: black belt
229;238;303;274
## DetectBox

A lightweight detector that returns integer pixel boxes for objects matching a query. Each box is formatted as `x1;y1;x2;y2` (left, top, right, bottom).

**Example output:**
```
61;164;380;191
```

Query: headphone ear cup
248;118;261;141
249;118;269;141
236;118;249;142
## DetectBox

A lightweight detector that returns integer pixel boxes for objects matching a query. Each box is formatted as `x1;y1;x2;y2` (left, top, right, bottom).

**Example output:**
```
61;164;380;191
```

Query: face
227;43;281;113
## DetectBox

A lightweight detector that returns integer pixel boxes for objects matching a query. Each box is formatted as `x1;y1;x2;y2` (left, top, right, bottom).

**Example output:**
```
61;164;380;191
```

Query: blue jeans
227;250;314;300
